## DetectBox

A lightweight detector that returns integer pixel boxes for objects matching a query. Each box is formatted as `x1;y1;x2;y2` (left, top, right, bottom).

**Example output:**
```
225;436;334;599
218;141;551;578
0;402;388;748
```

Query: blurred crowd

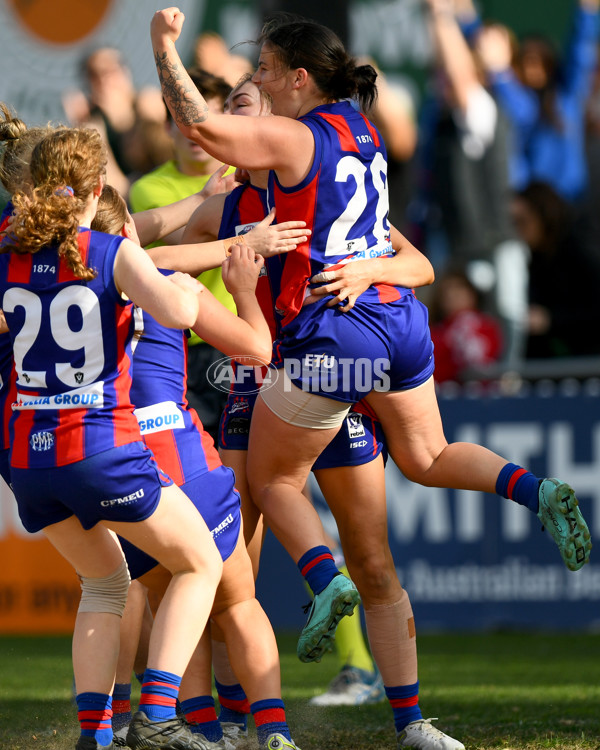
53;0;600;384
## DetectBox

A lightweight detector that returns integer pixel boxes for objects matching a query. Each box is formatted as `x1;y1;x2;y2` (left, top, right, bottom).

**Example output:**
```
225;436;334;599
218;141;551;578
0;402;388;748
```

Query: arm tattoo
154;51;209;126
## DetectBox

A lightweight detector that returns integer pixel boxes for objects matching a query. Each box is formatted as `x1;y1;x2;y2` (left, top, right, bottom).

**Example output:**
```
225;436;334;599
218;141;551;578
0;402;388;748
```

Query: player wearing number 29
0;126;222;750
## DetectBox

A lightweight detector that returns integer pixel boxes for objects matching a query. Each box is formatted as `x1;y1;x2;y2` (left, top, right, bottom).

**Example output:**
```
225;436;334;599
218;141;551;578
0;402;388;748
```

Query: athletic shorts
218;371;387;469
11;441;172;534
119;464;242;579
312;409;387;470
272;292;435;403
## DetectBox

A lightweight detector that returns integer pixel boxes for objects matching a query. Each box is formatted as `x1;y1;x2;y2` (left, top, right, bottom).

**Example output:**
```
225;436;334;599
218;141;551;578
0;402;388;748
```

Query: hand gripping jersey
217;182;283;450
218;182;284;341
215;181;388;465
267;100;401;327
0;229;141;468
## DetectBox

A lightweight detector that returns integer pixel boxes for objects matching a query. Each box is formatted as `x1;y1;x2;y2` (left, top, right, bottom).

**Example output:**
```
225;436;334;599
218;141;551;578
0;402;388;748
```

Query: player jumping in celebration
150;9;591;750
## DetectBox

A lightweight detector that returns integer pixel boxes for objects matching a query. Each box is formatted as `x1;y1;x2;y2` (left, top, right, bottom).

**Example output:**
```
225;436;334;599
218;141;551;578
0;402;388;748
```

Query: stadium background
0;0;598;636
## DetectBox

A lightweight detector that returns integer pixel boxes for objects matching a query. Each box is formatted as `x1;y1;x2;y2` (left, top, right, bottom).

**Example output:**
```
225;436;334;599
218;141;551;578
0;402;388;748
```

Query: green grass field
1;631;599;750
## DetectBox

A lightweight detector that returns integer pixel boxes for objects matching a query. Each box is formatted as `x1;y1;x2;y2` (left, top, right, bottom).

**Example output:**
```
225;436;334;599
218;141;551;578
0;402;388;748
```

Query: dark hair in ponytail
258;14;378;113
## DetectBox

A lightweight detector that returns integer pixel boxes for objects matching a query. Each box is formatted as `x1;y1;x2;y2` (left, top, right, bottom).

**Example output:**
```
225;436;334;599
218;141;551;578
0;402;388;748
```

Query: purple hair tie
55;185;74;197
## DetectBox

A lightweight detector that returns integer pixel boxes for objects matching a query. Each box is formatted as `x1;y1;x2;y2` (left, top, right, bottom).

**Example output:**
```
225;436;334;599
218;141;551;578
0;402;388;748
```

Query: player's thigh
365;377;448;479
107;482;222;577
247;396;338;492
43;515;125;578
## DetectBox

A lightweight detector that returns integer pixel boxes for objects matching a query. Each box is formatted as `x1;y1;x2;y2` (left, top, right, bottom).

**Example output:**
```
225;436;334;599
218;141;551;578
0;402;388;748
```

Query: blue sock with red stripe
297;545;339;596
385;681;422;732
112;682;131;731
139;668;181;721
215;678;249;729
496;463;540;512
76;692;113;745
180;696;223;741
251;699;290;745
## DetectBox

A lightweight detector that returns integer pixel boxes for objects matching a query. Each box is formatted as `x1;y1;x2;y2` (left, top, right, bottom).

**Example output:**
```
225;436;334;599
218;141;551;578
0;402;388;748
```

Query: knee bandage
78;560;131;617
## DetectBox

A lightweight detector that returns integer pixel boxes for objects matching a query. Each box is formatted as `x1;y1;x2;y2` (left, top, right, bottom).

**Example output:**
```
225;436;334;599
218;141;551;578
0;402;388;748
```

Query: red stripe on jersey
316;113;360;152
55;409;85;465
7;253;32;283
361;113;381;147
189;409;222;471
375;283;402;303
58;231;91;283
272;179;318;327
0;214;10;233
10;409;36;468
255;274;277;341
112;303;137;445
143;430;185;486
235;187;278;338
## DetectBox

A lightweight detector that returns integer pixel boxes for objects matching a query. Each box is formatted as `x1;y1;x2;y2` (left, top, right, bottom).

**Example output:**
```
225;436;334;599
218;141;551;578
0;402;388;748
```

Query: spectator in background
430;268;504;383
476;0;600;203
193;31;254;87
129;68;236;443
511;181;600;359
62;46;173;197
414;0;528;365
357;56;418;234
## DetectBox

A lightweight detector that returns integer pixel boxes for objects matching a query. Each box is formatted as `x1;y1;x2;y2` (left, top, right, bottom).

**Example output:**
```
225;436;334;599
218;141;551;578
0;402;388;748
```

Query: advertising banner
257;387;600;632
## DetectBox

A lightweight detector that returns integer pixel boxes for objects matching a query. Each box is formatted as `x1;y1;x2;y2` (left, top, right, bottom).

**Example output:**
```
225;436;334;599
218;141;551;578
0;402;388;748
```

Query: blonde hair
0;102;55;195
5;127;107;281
92;184;128;235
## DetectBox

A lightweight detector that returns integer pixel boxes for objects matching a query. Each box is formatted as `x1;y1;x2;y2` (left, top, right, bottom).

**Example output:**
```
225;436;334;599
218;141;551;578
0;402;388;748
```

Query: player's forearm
147;241;226;274
133;193;205;247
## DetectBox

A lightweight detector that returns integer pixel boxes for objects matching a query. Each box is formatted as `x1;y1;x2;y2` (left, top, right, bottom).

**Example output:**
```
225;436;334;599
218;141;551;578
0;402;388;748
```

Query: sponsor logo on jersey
101;489;145;508
14;383;104;410
350;439;368;449
133;401;184;435
30;431;54;452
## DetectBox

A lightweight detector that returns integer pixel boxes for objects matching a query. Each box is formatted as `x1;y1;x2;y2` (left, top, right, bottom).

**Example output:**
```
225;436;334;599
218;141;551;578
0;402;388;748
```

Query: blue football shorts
11;440;172;533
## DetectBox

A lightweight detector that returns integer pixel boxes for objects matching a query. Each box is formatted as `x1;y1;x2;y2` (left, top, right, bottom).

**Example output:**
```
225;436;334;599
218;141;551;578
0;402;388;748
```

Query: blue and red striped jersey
267;100;403;326
0;229;141;468
129;272;221;486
